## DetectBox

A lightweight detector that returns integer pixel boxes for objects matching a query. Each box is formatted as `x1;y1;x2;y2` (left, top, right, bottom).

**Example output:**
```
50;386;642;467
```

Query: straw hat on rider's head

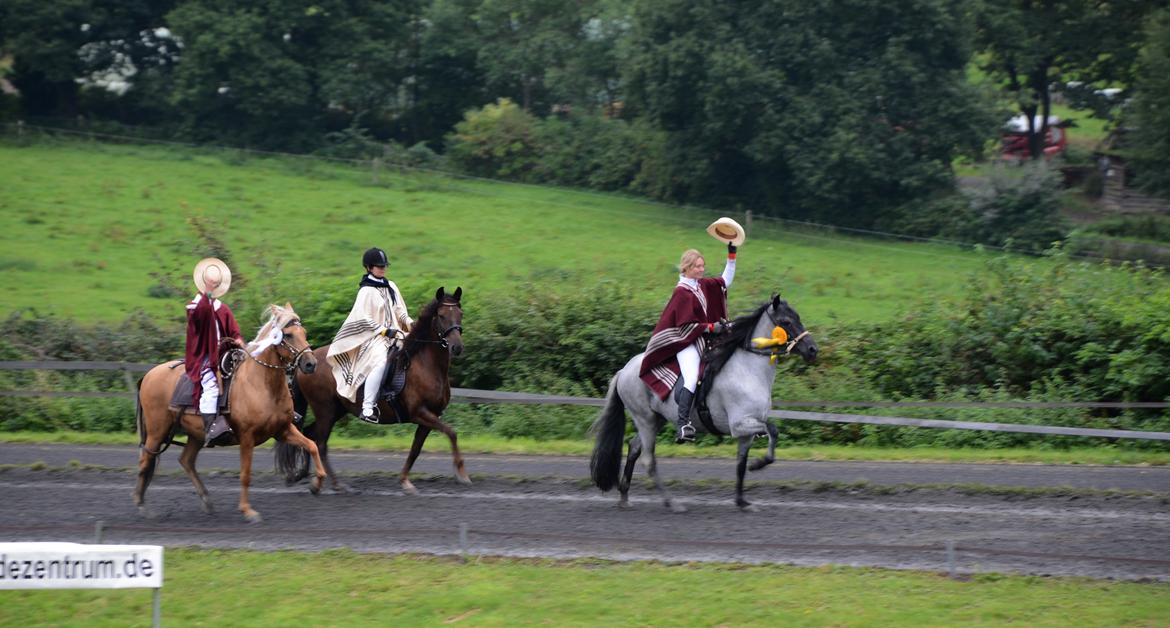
193;257;232;298
707;216;746;246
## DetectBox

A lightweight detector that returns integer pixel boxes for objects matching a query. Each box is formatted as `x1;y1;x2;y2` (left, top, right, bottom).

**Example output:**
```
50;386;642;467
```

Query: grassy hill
3;138;1018;332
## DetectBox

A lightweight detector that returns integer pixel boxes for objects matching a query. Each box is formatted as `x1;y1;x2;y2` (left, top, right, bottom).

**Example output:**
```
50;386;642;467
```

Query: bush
445;98;540;179
945;162;1069;252
829;250;1170;447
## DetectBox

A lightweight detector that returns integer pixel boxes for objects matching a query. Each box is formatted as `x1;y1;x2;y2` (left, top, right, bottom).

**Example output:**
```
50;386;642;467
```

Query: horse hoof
748;457;773;472
244;511;263;524
455;473;472;486
200;498;214;515
401;482;419;496
137;505;155;520
618;499;632;509
737;501;759;512
310;478;323;495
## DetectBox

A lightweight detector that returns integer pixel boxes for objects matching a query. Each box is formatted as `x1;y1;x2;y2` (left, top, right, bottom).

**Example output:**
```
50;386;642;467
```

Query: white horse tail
590;374;627;492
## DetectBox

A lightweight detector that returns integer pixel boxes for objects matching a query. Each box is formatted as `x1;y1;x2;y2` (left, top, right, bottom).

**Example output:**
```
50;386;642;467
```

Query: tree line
3;0;1169;228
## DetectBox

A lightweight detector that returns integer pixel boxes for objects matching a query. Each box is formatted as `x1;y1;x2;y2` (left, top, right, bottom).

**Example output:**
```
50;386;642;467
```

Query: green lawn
3;430;1166;466
1;549;1165;626
0;139;1003;331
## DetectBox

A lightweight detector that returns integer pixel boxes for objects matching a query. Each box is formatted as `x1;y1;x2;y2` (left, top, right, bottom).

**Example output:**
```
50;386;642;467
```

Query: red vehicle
1001;114;1069;160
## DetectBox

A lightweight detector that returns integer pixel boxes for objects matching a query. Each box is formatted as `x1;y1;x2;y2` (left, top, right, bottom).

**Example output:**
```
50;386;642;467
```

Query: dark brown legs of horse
400;409;469;495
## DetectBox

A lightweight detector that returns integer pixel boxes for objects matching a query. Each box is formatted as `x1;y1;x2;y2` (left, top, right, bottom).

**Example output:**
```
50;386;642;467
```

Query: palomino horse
134;303;326;522
591;295;818;511
275;287;465;494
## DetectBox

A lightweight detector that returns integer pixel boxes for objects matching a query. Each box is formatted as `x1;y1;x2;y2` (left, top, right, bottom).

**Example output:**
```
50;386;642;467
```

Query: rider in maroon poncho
185;259;245;446
639;243;737;442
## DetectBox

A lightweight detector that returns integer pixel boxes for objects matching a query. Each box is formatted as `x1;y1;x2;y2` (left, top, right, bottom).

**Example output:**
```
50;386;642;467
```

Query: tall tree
473;0;586;112
620;0;991;225
974;0;1165;159
1128;8;1170;197
0;0;176;118
167;0;416;149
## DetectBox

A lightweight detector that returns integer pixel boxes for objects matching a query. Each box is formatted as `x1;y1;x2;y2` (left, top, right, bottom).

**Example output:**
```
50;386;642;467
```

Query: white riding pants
677;343;700;393
362;361;388;411
198;359;219;414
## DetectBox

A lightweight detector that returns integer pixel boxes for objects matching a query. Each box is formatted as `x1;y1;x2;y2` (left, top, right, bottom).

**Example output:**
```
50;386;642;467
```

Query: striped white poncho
326;277;413;402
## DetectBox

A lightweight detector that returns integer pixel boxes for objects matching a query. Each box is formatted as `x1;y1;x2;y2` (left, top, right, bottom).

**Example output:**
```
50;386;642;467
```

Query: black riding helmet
362;247;389;269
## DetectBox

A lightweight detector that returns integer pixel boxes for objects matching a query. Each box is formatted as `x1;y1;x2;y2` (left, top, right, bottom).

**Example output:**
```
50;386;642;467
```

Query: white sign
0;543;163;590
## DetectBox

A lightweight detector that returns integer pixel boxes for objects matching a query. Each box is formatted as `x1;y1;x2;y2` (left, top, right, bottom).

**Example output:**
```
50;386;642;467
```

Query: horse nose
806;344;819;363
451;343;464;357
303;354;318;373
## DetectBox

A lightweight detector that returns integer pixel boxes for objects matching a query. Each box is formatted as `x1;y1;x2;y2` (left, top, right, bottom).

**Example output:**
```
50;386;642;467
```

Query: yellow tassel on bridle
751;326;789;364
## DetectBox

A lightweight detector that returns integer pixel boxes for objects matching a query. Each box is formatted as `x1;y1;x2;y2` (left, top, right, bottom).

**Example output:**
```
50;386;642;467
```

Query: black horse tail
274;376;311;484
590;374;627;492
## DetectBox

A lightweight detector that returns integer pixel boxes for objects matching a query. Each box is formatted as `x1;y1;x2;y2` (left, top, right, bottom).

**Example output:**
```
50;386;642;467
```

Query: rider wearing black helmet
325;247;414;422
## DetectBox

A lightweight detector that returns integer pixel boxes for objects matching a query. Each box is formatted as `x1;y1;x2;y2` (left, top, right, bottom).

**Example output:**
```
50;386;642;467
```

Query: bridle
406;300;463;351
247;320;313;374
745;305;810;357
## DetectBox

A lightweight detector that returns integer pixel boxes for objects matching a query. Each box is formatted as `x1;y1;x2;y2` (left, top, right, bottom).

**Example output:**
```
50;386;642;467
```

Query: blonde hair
679;249;704;275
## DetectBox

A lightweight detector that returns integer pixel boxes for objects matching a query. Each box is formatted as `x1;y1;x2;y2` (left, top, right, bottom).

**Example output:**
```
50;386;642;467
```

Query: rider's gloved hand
727;243;737;255
709;321;727;334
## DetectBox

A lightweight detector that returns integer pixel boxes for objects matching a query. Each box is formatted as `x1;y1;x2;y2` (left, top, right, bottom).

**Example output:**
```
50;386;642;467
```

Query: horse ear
269;304;280;316
435;287;445;301
453;287;462;302
772;294;780;309
284;301;292;311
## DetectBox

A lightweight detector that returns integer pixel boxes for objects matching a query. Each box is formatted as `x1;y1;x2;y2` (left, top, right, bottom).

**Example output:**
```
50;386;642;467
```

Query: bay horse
275;286;465;494
134;303;326;522
591;295;818;511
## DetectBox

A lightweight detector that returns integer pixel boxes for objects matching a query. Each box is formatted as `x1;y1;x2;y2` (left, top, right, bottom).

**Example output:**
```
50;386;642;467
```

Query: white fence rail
2;361;1169;441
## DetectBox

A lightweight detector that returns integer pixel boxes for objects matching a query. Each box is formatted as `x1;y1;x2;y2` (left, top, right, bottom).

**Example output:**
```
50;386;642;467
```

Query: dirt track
1;443;1168;581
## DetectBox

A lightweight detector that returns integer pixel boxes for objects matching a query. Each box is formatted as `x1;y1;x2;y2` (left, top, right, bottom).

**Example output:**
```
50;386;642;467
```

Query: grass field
0;138;1007;331
1;549;1166;626
3;430;1166;466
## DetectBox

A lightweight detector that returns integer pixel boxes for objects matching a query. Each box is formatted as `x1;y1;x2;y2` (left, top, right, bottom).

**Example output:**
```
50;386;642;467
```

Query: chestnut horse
134;303;326;522
275;287;465;494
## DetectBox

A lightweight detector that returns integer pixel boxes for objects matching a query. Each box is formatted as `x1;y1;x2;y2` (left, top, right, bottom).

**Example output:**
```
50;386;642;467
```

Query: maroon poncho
184;294;243;406
639;277;728;400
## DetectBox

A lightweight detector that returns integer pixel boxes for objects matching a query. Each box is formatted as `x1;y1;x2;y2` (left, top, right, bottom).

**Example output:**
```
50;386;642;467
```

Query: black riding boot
674;387;696;443
202;412;231;447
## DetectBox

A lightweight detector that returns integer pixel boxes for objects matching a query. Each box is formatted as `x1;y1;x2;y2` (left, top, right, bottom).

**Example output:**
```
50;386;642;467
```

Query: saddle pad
169;375;195;409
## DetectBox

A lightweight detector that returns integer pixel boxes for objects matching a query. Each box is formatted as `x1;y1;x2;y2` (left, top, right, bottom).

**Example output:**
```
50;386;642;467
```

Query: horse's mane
402;297;444;355
703;300;771;381
245;303;299;354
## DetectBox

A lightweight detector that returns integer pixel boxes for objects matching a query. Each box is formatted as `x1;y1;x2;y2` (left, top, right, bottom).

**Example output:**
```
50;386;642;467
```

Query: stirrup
675;421;696;444
359;406;380;424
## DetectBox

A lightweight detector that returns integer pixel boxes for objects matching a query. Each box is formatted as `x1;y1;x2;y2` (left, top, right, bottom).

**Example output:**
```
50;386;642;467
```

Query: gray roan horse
591;295;818;511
